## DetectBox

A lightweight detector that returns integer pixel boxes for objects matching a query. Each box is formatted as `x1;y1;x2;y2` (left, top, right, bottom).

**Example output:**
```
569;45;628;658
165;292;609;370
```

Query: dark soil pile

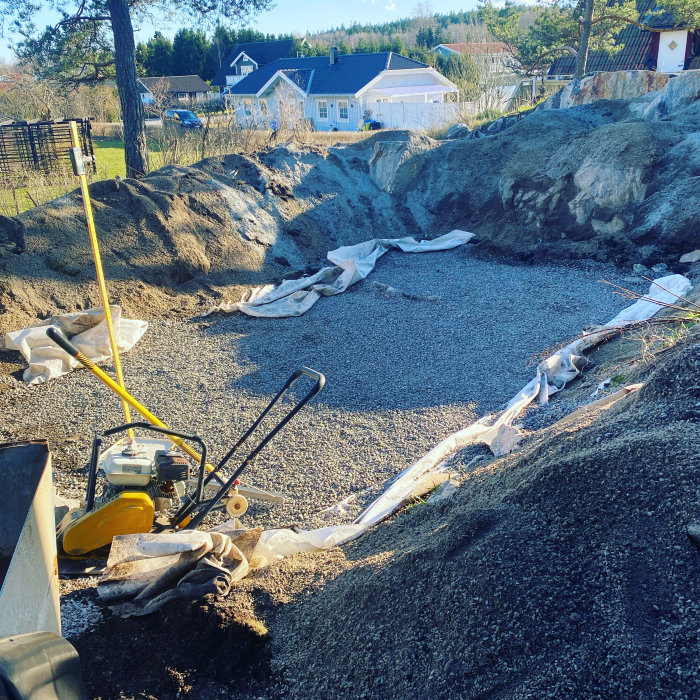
267;324;700;699
0;145;408;335
67;549;350;699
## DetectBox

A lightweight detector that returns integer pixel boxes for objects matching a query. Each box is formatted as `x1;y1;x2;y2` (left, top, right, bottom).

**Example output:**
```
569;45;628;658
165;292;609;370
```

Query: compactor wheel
225;494;248;517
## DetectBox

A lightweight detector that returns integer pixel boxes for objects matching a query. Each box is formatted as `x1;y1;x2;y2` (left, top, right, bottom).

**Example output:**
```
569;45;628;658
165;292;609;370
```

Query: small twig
610;291;693;314
640;275;700;311
611;290;698;315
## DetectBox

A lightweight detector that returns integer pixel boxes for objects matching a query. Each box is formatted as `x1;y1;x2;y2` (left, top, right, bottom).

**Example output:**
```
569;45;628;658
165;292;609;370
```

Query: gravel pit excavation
3;242;696;699
1;250;633;529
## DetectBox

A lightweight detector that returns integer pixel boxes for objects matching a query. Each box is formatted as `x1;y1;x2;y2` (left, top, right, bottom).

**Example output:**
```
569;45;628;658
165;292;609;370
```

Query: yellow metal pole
68;121;133;439
47;327;212;469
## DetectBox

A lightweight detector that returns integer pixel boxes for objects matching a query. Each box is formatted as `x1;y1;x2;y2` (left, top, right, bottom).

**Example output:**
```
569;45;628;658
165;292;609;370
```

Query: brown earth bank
1;70;699;337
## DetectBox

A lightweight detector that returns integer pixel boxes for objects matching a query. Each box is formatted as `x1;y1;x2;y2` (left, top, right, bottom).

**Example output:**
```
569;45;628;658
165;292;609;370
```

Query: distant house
226;49;458;131
138;75;213;105
211;39;297;93
548;0;700;78
0;73;22;93
433;42;513;75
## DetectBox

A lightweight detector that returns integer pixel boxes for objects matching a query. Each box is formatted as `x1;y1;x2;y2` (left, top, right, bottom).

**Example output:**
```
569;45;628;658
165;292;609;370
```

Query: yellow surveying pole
68;121;133;438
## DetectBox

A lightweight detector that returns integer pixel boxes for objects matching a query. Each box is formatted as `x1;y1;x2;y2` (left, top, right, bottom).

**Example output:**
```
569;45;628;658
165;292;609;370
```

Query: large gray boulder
542;70;670;110
629;69;700;120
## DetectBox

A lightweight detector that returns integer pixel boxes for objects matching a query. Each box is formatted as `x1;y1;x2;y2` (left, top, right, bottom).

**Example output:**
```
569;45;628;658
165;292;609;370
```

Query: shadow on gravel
197;251;635;414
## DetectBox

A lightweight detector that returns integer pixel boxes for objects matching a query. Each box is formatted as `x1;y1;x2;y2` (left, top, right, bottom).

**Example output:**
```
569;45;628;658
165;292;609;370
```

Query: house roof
225;52;431;97
139;75;211;94
211;39;295;86
548;0;694;76
436;42;510;55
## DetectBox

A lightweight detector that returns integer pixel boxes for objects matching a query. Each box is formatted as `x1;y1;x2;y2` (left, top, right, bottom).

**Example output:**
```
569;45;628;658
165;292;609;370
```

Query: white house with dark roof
211;39;296;92
138;75;213;104
226;50;459;131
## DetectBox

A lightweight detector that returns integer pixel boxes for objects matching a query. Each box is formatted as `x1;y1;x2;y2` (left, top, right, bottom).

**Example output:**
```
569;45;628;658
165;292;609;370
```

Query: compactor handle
296;366;326;391
46;327;80;358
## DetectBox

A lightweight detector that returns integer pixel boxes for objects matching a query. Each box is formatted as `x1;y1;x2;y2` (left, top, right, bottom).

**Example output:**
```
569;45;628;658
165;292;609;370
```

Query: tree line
136;27;292;81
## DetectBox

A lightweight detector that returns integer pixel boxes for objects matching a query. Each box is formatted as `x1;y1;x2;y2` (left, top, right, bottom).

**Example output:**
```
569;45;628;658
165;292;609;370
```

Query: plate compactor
48;327;325;558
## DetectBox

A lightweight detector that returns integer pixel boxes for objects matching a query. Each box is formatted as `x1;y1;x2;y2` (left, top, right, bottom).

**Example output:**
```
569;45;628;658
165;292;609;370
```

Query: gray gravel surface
1;248;637;536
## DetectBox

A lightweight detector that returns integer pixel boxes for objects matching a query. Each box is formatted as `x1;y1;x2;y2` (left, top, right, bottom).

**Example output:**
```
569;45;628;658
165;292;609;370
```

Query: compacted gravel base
1;248;636;533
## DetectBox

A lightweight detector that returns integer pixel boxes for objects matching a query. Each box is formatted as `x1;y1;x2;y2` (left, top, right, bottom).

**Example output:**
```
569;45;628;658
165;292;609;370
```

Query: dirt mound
266;324;700;698
2;75;699;336
0;144;410;335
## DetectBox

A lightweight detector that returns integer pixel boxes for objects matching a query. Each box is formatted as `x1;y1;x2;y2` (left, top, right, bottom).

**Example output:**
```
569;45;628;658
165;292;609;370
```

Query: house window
177;92;187;100
259;99;268;114
240;65;253;76
338;100;349;120
318;100;328;120
244;99;252;115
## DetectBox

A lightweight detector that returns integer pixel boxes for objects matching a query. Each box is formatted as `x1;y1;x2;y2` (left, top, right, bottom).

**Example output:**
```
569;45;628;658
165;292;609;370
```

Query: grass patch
94;140;126;180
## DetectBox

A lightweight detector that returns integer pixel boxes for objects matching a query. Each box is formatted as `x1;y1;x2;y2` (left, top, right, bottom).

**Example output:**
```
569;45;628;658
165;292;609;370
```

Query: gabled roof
279;68;314;91
548;0;695;76
211;39;295;86
139;75;211;93
435;42;510;55
226;52;431;97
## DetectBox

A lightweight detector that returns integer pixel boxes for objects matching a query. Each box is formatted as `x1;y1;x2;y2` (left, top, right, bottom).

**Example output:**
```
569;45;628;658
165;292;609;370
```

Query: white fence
365;101;477;131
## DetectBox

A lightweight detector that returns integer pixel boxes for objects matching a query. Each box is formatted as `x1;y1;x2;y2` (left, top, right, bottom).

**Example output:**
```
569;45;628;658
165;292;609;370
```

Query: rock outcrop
370;70;700;265
543;70;670;109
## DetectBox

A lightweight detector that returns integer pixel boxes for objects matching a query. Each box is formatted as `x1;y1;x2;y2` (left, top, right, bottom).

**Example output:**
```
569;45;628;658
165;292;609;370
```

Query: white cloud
385;0;397;9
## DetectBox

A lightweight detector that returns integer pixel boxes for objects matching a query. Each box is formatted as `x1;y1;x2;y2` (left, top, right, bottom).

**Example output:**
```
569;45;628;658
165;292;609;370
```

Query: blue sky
0;0;482;63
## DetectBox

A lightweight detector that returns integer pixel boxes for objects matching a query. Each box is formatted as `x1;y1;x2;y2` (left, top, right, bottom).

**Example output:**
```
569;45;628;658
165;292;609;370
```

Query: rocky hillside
366;70;700;267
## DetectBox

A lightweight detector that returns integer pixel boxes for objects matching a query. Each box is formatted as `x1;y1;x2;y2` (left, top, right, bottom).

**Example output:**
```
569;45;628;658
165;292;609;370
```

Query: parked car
162;109;203;129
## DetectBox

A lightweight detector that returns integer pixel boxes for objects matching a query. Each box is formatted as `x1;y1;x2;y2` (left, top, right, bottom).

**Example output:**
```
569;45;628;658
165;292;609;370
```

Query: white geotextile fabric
247;274;693;564
4;306;148;386
204;230;476;318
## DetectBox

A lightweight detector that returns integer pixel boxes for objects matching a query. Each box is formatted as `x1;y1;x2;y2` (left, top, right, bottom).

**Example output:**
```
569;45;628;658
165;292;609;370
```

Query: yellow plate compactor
48;327;325;557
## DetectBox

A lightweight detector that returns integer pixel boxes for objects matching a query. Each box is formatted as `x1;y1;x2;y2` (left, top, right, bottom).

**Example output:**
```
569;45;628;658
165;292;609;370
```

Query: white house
225;49;459;131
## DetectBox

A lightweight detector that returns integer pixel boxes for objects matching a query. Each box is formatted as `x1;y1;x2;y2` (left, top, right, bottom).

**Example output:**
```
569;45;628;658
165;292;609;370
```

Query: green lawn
93;140;126;179
93;138;174;177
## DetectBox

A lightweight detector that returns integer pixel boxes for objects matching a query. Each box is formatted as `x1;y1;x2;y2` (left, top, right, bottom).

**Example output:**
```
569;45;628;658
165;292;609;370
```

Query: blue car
163;109;203;129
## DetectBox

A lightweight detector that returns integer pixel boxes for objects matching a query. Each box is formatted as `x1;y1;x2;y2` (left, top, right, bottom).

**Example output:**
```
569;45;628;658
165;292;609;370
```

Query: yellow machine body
59;492;155;556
